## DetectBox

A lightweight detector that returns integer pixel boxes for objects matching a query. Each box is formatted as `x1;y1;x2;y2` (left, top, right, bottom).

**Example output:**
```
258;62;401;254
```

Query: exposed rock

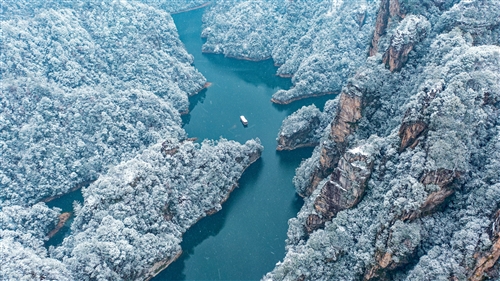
382;42;416;72
418;187;455;214
365;222;421;280
305;214;325;233
369;0;404;56
470;210;500;281
398;83;444;152
300;84;364;197
307;145;374;232
420;168;458;187
300;142;341;198
330;86;363;145
398;121;427;152
144;251;182;281
403;169;459;221
47;212;71;239
276;106;322;151
356;10;367;29
369;0;390;56
389;0;402;18
382;15;430;71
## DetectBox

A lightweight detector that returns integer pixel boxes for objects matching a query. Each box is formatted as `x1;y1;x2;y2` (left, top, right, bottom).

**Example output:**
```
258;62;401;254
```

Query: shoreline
201;49;272;62
47;212;72;239
276;142;319;151
271;91;338;105
181;82;212;115
40;181;89;203
276;73;293;78
170;2;211;15
142;149;262;280
144;251;183;281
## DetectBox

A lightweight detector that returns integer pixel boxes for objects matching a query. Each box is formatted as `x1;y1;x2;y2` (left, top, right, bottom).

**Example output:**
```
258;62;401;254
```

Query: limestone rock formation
398;121;427;152
365;221;422;280
276;106;322;151
470;210;500;281
330;85;364;145
306;144;375;233
302;83;366;197
382;15;430;71
369;0;403;56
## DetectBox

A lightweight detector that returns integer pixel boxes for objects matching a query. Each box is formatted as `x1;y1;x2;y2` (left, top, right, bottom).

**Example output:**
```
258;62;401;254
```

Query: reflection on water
182;88;208;125
162;159;264;281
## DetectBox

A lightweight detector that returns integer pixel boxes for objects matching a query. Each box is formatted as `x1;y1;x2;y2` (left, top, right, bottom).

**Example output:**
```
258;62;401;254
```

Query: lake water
44;6;335;281
154;7;333;281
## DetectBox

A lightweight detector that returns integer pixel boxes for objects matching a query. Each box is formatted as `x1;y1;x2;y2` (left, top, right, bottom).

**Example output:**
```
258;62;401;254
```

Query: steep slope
262;0;500;280
0;1;262;280
202;0;379;104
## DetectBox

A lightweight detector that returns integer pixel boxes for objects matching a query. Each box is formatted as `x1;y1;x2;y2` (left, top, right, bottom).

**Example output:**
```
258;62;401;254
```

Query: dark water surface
155;8;333;281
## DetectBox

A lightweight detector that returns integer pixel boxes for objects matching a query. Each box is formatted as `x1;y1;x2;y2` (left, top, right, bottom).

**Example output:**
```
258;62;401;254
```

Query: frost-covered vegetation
0;0;209;20
261;0;500;280
1;1;263;280
0;0;208;206
0;204;74;280
51;138;262;280
202;0;379;103
276;99;338;150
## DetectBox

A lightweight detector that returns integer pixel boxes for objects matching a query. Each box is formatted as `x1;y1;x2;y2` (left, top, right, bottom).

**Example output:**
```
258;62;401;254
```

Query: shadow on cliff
156;158;263;281
181;88;207;126
272;94;336;116
202;53;292;90
276;146;315;169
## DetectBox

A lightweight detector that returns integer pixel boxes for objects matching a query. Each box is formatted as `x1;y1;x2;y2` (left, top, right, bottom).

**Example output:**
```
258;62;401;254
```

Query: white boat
240;115;248;126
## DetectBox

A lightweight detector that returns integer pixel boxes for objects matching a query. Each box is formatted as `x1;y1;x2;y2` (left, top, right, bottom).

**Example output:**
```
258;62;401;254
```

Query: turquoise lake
46;6;335;281
154;8;333;281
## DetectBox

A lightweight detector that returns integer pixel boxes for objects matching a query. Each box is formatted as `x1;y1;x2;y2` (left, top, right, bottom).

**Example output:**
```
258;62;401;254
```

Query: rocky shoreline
142;147;262;280
201;49;272;62
47;212;72;239
271;91;338;105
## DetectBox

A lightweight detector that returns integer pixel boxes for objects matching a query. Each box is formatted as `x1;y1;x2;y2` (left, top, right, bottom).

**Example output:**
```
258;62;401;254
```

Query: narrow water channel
154;8;333;281
42;6;335;281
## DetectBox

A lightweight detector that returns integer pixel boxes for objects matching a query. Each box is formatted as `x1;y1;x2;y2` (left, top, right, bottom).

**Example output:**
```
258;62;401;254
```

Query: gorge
1;0;499;281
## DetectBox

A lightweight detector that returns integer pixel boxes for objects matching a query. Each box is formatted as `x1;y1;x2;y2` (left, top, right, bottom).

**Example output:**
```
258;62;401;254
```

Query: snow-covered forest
1;1;263;280
2;0;499;280
202;0;379;104
203;0;499;279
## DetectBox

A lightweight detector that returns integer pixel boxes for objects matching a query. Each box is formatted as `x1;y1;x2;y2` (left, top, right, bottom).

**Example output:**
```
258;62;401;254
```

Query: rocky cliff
264;0;500;280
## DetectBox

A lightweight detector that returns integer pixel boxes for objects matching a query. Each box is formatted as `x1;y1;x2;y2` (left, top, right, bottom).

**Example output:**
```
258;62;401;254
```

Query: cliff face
470;210;500;281
306;145;374;233
299;83;365;197
382;15;430;71
369;0;403;56
276;106;322;151
265;0;500;280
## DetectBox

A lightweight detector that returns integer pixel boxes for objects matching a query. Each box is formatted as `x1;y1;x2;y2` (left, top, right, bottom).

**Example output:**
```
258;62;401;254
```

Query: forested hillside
2;0;499;280
0;1;262;280
202;0;379;104
204;0;500;280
